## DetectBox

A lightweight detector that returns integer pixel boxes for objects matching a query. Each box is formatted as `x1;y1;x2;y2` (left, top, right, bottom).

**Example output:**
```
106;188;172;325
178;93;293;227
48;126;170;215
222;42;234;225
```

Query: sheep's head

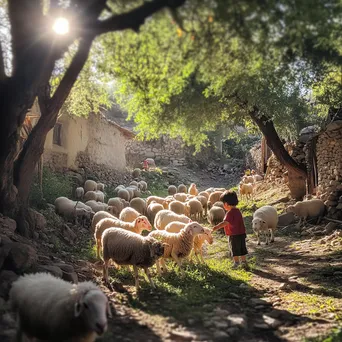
252;218;267;231
74;289;110;336
146;237;167;258
135;216;152;232
203;227;214;244
184;222;205;236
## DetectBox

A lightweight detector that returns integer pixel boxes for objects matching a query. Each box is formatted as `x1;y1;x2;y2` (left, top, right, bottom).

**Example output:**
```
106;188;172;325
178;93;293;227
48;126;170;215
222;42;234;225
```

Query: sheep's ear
74;301;83;317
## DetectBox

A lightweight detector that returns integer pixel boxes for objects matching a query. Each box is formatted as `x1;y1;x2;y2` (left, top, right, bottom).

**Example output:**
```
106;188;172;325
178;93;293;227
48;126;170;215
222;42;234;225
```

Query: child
212;190;249;270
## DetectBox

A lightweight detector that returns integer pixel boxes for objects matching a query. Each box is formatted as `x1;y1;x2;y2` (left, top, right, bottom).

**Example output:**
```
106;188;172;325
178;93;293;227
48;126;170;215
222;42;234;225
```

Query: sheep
55;197;94;226
165;222;213;263
286;199;326;225
75;187;84;200
146;195;166;206
188;183;199;196
177;184;187;193
91;210;117;232
97;183;105;191
138;180;148;191
102;228;165;289
198;191;210;200
119;207;141;222
149;222;205;276
94;216;152;258
253;174;263;182
163;196;174;209
213;201;225;209
173;193;187;202
154;209;191;230
10;272;111;342
208;191;223;209
95;190;105;202
107;197;124;216
84;190;98;202
125;187;134;200
130;181;139;187
207;206;225;225
185;198;203;221
196;195;208;216
118;188;130;202
130;197;147;215
86;200;109;213
205;187;215;194
169;200;187;215
239;182;254;201
84;179;97;192
114;185;125;196
252;205;278;245
242;175;255;184
214;187;226;192
147;202;164;225
168;185;177;196
127;186;141;199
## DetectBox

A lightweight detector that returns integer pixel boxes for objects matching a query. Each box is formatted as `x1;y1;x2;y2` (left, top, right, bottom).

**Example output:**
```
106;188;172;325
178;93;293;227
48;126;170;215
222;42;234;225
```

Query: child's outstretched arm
212;221;227;232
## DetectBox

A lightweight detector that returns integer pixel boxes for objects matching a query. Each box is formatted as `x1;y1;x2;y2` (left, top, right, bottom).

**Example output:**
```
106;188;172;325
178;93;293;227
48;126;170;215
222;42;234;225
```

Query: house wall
43;113;128;171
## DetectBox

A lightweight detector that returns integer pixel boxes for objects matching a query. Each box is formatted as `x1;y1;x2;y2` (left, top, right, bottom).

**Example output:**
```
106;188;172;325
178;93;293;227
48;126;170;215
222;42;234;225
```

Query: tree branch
0;41;6;81
94;0;186;34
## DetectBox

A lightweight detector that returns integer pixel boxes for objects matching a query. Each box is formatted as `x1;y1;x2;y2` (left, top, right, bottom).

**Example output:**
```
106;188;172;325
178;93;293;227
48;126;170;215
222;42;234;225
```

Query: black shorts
228;234;248;257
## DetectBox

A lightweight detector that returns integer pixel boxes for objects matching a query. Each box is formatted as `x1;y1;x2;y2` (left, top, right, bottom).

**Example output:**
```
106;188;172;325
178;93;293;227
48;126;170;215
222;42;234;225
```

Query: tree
0;0;185;236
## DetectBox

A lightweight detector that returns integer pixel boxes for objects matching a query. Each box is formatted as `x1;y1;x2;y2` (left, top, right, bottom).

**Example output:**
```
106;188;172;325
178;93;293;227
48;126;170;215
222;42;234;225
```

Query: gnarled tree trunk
249;107;307;200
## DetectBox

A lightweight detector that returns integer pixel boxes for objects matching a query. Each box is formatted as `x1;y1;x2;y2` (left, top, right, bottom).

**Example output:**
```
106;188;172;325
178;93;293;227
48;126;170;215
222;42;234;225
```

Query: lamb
239;182;254;201
173;193;187;202
168;185;177;195
252;205;278;245
169;200;187;215
84;179;97;192
198;191;210;200
149;222;205;276
208;191;223;209
196;195;208;216
97;183;105;191
154;209;191;230
119;207;141;222
165;222;213;263
188;183;199;196
85;200;109;213
138;180;148;191
118;188;130;202
75;187;84;200
10;272;111;342
84;190;98;202
207;206;225;225
185;198;203;221
102;228;165;289
286;199;326;225
130;197;147;215
94;216;152;258
177;184;187;193
147;202;164;225
91;210;117;232
107;197;124;216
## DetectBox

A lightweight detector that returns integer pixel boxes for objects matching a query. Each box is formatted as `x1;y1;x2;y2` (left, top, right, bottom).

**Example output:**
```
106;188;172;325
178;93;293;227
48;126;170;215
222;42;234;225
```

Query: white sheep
107;197;124;217
168;200;187;215
207;206;225;225
208;191;223;209
198;191;210;200
130;197;147;216
84;180;97;192
162;195;174;209
242;175;255;184
114;185;125;195
75;187;84;200
130;181;139;187
84;190;98;202
252;205;278;245
97;183;105;191
196;195;208;217
173;193;187;202
239;182;254;201
138;180;148;191
168;185;177;195
154;209;191;230
125;187;134;200
147;202;164;225
118;188;130;202
185;198;203;221
91;210;117;232
119;207;140;222
146;195;166;206
102;228;165;289
149;222;205;276
177;184;187;193
253;174;263;182
85;200;109;213
94;216;152;258
95;190;105;203
10;272;111;342
286;199;326;225
127;186;141;199
188;183;199;196
165;222;213;263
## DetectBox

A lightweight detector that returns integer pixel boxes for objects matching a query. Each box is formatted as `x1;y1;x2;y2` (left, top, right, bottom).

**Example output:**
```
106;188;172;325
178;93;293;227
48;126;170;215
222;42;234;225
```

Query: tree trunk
249;107;307;200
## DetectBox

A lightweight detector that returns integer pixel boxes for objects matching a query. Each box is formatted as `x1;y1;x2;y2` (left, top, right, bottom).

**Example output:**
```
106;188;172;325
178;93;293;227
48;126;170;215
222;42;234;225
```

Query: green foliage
222;135;260;159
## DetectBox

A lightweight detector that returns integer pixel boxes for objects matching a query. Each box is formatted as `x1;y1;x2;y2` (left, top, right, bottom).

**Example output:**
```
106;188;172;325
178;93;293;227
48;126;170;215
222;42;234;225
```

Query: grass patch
304;328;342;342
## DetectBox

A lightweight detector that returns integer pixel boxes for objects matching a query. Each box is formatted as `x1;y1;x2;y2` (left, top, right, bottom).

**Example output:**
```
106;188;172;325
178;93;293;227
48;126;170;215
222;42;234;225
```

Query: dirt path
87;234;342;342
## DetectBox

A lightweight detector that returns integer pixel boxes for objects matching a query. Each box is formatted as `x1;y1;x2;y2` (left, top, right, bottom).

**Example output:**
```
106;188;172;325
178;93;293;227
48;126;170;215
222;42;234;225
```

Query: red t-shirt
223;208;246;236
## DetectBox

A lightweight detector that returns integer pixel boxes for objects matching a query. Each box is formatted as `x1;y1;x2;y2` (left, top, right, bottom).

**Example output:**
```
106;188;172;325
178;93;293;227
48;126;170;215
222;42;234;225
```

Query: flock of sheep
9;175;328;341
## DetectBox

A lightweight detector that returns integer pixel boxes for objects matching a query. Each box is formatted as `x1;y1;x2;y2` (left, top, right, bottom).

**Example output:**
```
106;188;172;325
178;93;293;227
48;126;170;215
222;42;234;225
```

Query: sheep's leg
171;251;185;276
102;259;110;284
133;265;139;289
265;230;269;245
160;258;168;273
144;267;156;289
270;229;275;243
200;248;205;263
155;260;162;276
257;232;261;245
194;250;201;263
96;240;101;259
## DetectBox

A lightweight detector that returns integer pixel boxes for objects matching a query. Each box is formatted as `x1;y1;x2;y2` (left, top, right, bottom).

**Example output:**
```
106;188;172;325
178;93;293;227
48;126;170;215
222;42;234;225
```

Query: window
53;123;62;146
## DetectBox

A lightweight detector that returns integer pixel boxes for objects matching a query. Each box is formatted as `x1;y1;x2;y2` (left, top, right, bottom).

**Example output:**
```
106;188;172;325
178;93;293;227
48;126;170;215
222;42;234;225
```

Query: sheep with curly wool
286;199;326;225
149;222;205;276
169;200;187;215
9;272;111;342
207;191;223;209
130;197;147;216
147;201;164;225
94;216;152;258
154;209;191;230
84;180;97;192
252;205;278;245
119;207;140;222
185;198;203;221
84;191;98;202
102;228;165;289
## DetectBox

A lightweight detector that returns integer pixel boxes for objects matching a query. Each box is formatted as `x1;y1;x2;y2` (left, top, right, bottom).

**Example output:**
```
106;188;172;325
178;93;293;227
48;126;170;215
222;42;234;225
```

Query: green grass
303;328;342;342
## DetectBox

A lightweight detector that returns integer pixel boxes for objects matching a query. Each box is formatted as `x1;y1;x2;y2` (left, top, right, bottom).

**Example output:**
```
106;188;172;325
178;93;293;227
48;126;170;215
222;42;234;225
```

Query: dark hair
220;190;239;206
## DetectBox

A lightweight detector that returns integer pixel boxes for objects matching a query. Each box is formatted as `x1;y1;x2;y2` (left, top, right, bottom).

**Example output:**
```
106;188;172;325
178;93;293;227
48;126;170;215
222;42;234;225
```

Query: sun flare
53;17;69;35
